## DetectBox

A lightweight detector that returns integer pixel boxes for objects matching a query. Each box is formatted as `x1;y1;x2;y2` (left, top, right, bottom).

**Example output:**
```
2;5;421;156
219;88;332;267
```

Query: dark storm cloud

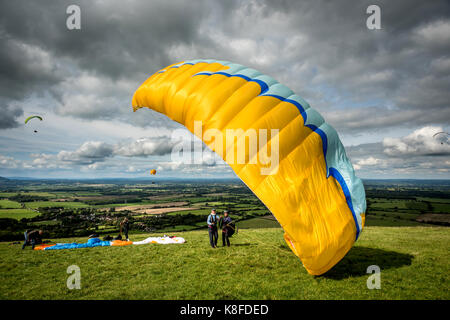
0;0;214;80
325;106;450;133
0;0;226;125
238;0;450;133
0;34;62;100
0;101;23;129
0;0;449;135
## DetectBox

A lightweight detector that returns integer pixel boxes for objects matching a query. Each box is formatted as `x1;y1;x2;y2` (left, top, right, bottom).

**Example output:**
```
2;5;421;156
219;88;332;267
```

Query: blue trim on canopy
305;124;328;163
329;168;361;238
194;72;270;95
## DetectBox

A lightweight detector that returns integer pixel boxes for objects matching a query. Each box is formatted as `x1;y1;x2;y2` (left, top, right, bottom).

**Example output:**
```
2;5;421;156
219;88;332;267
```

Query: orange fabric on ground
34;244;55;250
110;240;133;246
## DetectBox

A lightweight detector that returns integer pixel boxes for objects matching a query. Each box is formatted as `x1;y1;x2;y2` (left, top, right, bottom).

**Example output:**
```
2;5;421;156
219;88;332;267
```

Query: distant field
0;209;39;220
158;224;204;232
246;209;270;215
430;203;450;213
371;201;408;210
183;197;210;203
192;201;228;207
113;202;189;212
238;215;281;229
0;199;22;209
365;214;429;227
416;214;450;225
30;220;61;226
367;197;449;226
92;201;154;209
24;201;90;209
0;226;448;299
18;192;58;197
149;194;195;200
73;192;103;196
416;197;450;203
166;208;211;216
0;192;18;197
133;207;196;215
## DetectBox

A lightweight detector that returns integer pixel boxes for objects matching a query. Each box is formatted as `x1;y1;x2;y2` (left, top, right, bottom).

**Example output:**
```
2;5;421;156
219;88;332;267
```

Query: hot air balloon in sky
131;59;367;275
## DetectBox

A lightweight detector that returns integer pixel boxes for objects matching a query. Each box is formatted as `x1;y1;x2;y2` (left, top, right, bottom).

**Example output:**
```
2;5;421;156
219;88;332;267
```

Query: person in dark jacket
120;218;130;241
220;210;233;247
206;209;219;248
22;229;43;250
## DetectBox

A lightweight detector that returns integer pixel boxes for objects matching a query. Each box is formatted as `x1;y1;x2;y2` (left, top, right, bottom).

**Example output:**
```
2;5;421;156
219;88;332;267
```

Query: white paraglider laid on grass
132;235;186;245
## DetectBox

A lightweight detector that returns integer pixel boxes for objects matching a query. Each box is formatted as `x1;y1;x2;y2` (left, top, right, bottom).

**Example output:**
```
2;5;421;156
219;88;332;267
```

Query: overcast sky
0;0;449;179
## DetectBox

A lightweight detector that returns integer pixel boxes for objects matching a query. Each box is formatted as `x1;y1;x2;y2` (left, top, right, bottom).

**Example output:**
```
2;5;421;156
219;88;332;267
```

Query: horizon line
1;176;450;182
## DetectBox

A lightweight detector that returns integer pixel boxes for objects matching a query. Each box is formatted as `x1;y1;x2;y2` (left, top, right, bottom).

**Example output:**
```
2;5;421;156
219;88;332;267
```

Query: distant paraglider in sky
131;59;367;275
432;132;449;145
25;115;43;124
25;115;43;133
150;169;157;175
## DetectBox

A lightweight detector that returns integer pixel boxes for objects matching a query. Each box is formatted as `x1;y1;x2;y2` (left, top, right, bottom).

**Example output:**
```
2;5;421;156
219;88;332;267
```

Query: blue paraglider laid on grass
45;237;111;250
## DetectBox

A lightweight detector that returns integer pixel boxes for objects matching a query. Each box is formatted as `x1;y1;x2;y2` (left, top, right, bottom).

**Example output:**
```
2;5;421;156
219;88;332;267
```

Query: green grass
25;201;89;209
183;197;210;203
238;216;281;229
91;201;154;209
0;192;18;197
158;224;202;232
30;221;61;226
192;201;227;207
364;214;427;227
18;192;58;197
370;201;408;210
245;209;271;216
430;202;450;213
0;226;448;299
166;209;211;216
416;197;450;203
0;199;22;209
73;192;102;196
0;209;39;220
405;201;428;212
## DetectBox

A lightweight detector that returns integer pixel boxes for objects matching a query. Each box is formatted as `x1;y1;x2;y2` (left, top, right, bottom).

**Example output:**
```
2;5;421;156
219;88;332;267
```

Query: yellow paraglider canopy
132;59;366;275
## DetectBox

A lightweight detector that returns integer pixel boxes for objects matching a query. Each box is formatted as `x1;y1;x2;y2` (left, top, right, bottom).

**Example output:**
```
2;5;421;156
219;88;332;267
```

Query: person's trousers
222;229;230;247
22;239;36;250
208;227;218;248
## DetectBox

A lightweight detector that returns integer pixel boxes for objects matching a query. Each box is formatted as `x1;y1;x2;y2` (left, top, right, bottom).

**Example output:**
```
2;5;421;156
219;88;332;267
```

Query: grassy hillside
0;226;448;300
0;209;39;220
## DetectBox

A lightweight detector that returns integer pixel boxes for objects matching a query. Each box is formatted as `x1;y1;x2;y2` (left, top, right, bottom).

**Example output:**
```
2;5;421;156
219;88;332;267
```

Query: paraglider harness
208;214;218;230
219;218;237;238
